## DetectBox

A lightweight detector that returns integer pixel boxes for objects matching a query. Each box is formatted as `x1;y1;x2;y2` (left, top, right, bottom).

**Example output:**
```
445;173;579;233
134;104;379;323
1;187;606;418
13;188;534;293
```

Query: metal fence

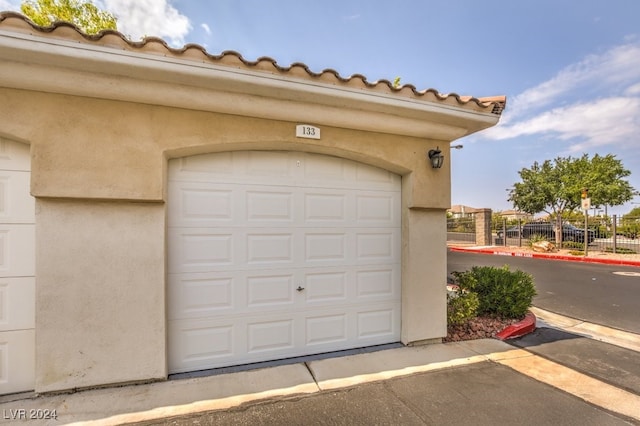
493;215;640;254
446;216;476;244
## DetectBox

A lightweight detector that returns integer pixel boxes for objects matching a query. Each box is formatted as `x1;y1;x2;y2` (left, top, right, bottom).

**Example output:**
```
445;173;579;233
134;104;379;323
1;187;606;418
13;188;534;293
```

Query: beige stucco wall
401;206;448;343
0;88;450;208
35;199;166;392
1;86;451;393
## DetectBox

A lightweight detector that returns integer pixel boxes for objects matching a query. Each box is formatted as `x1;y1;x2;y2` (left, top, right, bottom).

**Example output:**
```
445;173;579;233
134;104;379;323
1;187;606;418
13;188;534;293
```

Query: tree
21;0;117;35
621;207;640;239
625;207;640;218
508;154;635;245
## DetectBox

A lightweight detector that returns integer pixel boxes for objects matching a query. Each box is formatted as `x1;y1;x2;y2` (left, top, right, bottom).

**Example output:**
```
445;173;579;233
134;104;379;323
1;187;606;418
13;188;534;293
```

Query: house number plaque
296;124;320;140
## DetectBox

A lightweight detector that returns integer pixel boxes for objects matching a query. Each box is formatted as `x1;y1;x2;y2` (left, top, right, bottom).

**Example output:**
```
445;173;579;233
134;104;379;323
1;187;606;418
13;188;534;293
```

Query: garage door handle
296;286;305;292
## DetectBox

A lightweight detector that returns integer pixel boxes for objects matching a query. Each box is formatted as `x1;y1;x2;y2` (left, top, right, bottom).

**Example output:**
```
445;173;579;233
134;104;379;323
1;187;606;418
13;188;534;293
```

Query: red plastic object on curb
495;311;537;340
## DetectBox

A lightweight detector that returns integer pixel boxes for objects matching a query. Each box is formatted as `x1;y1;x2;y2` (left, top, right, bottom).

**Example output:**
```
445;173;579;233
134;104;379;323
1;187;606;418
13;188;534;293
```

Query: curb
449;246;640;268
495;311;536;340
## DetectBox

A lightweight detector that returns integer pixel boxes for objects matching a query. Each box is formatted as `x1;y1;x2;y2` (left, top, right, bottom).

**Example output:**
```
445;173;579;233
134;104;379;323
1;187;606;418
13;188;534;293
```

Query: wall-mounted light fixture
428;147;444;169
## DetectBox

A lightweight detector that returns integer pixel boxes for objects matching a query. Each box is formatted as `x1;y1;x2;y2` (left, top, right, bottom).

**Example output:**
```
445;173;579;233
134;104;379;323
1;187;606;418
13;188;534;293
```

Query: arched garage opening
167;151;401;373
0;137;35;394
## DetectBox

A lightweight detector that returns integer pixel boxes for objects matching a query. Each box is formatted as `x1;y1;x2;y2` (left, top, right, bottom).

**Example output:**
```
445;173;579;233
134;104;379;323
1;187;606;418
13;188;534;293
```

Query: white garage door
0;138;35;394
167;151;401;374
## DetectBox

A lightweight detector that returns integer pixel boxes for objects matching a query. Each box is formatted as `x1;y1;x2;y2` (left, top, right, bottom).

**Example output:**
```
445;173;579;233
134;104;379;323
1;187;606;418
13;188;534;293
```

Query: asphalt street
447;250;640;333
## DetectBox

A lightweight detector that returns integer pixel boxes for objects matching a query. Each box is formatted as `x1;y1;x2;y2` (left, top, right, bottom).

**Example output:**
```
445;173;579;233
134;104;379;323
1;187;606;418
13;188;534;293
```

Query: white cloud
0;0;21;11
200;22;210;36
626;82;640;96
502;42;640;121
483;41;640;152
489;97;640;146
102;0;191;47
1;0;191;45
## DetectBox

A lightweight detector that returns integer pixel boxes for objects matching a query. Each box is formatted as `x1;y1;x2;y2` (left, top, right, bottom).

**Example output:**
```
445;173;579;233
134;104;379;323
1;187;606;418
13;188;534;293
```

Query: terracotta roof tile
0;11;506;115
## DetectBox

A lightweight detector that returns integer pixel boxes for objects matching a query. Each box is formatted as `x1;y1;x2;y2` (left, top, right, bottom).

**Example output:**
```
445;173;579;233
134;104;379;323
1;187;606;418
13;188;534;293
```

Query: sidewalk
1;308;639;425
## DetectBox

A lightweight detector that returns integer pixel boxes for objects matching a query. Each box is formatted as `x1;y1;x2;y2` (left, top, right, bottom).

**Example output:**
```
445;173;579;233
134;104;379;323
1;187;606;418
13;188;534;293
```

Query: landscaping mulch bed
443;315;523;343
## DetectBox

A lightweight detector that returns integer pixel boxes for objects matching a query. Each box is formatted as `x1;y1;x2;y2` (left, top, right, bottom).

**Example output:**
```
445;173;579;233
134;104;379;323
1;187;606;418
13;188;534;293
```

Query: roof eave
0;28;501;140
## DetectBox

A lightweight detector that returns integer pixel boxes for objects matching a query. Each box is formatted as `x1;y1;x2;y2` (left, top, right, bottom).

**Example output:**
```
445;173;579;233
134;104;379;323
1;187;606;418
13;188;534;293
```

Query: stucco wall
35;200;166;392
1;87;451;393
0;88;450;208
401;206;448;343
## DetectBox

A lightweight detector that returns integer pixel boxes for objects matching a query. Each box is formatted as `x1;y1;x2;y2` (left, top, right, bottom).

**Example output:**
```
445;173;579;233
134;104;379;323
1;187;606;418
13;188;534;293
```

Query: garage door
0;138;35;394
167;151;401;374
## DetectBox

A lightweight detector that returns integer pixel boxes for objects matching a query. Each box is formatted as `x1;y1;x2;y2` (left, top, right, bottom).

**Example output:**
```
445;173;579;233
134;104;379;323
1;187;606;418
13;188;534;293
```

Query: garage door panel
247;319;294;354
357;308;397;339
168;151;401;374
355;192;399;225
356;267;399;299
0;329;35;395
168;273;235;320
168;182;237;227
246;274;295;307
172;151;235;176
0;139;34;395
355;231;399;262
170;182;399;230
304;192;347;223
355;162;399;187
0;224;35;278
179;187;234;223
244;151;295;179
0;277;35;331
170;152;298;186
246;190;294;223
302;228;400;266
0;172;34;224
0;138;30;171
305;313;347;346
168;229;234;273
302;154;349;183
302;154;399;191
169;320;235;371
170;302;400;373
304;233;347;262
304;271;347;302
170;315;293;373
170;270;302;320
246;233;294;264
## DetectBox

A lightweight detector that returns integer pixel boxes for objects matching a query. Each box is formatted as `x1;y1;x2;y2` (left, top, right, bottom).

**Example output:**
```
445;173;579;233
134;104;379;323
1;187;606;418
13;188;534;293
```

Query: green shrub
527;234;548;246
451;270;477;292
453;266;536;319
618;223;640;239
447;290;480;326
604;247;636;254
562;241;584;250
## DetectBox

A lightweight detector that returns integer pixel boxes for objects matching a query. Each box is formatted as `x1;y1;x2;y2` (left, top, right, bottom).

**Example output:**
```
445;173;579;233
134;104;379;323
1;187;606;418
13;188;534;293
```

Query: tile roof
0;11;506;115
448;205;481;214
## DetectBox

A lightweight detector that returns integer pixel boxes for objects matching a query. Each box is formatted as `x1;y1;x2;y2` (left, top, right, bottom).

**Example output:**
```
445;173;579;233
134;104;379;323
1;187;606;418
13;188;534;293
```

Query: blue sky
2;0;640;216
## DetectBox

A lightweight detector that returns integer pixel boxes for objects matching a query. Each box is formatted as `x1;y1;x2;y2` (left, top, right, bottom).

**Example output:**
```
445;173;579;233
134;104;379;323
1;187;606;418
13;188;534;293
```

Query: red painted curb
448;246;640;268
495;311;536;340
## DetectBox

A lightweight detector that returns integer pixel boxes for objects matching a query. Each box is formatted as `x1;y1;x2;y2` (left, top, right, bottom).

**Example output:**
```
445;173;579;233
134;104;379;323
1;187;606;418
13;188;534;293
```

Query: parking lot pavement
131;361;635;426
509;327;640;395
